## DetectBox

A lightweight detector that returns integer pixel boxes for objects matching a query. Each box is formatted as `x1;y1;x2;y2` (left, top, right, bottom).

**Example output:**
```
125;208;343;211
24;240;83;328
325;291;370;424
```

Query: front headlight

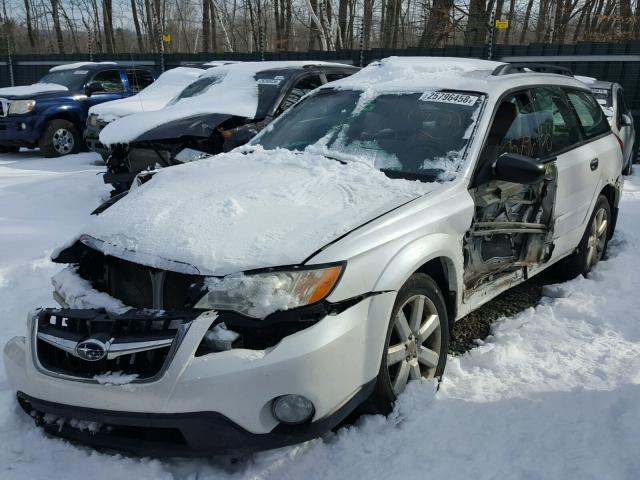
88;114;98;126
8;99;36;115
194;264;344;319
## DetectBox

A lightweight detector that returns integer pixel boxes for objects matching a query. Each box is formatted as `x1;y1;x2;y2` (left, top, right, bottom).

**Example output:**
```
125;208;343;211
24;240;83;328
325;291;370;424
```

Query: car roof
575;75;615;90
322;57;589;96
48;62;152;73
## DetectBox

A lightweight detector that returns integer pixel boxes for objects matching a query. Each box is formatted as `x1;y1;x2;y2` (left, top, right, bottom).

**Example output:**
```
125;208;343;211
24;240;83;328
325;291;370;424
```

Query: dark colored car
0;62;155;157
102;61;358;195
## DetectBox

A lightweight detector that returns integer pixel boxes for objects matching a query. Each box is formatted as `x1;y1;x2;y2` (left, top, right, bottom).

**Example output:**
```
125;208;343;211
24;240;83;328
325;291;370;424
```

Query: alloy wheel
586;207;608;269
387;294;442;395
52;128;75;154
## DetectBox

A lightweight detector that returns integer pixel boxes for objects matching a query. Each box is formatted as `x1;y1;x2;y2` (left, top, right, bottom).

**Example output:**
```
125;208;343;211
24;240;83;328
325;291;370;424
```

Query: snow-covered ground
1;150;639;479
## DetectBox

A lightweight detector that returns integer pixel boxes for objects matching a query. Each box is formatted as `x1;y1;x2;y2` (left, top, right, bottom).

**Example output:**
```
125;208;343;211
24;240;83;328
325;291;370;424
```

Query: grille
79;251;201;310
35;309;191;380
0;98;6;117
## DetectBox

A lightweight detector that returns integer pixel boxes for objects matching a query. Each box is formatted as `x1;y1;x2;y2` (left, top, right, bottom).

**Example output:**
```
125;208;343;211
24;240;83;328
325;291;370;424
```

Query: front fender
373;233;463;305
39;104;84;129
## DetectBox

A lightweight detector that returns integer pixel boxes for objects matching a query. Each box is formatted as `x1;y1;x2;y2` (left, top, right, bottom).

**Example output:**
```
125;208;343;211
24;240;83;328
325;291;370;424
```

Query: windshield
38;70;88;90
254;89;484;181
172;73;226;102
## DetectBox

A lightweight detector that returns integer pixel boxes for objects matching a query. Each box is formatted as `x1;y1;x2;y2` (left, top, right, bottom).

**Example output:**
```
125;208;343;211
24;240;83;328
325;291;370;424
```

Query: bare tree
50;0;65;53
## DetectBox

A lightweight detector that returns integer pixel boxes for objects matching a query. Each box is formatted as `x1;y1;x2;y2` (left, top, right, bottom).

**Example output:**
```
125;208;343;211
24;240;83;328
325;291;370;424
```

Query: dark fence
3;41;640;119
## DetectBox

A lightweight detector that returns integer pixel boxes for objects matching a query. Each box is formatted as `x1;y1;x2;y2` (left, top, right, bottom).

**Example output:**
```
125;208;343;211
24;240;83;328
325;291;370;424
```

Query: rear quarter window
565;89;611;139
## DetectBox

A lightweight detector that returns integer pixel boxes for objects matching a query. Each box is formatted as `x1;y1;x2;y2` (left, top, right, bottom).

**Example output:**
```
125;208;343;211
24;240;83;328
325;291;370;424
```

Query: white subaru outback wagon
3;57;622;456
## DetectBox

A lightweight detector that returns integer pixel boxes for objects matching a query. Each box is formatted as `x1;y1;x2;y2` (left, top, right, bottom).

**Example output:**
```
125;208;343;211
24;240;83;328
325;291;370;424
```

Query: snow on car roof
328;56;506;94
89;67;204;120
327;56;588;96
49;61;118;72
99;60;349;146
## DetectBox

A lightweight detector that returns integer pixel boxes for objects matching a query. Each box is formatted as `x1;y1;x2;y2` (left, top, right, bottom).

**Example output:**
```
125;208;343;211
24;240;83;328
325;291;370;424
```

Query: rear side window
532;87;582;156
126;69;154;92
324;72;352;83
275;75;323;116
616;89;630;129
91;69;124;93
565;89;611;139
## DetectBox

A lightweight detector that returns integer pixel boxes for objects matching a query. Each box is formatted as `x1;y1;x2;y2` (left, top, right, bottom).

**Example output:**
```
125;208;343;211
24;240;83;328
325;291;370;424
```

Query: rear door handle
590;158;599;171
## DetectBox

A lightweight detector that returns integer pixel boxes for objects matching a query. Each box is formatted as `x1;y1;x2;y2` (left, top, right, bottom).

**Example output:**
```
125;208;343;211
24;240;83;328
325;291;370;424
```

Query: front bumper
84;121;110;157
3;293;395;454
17;380;374;456
0;115;40;146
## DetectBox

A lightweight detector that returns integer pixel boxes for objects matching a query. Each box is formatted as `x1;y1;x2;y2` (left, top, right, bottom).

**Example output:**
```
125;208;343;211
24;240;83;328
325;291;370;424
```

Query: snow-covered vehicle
3;57;623;456
84;66;205;158
577;76;635;175
100;61;358;195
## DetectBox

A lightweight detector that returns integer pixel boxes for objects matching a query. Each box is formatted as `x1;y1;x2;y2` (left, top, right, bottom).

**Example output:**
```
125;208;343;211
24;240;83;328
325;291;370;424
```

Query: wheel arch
600;182;621;239
373;234;463;326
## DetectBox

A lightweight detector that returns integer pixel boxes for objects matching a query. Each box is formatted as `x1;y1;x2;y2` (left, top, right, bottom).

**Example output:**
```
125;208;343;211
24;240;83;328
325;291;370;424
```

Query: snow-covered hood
98;62;266;146
0;83;68;98
74;147;435;276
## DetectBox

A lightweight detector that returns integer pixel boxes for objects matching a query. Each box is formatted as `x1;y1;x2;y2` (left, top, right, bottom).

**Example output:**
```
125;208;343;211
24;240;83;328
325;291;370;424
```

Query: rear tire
38;119;81;158
556;195;611;280
363;273;449;415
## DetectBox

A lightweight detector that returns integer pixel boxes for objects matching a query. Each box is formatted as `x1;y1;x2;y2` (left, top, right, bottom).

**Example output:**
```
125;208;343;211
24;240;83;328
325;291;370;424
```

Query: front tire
38;119;81;158
365;273;449;414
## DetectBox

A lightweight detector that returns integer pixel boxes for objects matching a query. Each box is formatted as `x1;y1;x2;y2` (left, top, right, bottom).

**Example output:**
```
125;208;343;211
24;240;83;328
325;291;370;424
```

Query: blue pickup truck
0;62;155;157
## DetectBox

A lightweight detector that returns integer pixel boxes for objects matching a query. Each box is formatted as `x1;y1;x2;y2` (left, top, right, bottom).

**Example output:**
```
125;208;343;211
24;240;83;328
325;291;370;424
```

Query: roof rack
492;63;574;77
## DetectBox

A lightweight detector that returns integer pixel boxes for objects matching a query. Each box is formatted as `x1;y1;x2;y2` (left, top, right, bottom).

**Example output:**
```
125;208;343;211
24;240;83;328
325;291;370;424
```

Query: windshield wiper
380;169;439;183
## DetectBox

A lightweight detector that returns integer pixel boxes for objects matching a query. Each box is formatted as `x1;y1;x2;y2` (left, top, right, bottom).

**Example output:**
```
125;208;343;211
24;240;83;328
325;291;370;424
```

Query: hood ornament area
75;338;110;362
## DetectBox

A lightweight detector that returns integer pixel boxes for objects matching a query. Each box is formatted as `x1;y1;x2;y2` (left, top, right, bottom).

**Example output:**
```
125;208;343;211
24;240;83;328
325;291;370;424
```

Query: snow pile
99;61;343;146
0;83;68;97
51;266;129;314
49;62;117;72
204;322;240;351
93;371;139;386
89;67;205;122
77;146;433;275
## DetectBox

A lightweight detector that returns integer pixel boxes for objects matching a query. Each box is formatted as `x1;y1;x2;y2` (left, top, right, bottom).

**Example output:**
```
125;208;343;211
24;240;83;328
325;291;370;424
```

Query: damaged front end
103;113;251;196
44;240;355;383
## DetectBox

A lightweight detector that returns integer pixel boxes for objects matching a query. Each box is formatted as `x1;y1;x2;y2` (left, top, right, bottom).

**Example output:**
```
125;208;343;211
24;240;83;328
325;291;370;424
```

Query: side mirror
621;113;633;127
493;153;545;184
85;81;104;96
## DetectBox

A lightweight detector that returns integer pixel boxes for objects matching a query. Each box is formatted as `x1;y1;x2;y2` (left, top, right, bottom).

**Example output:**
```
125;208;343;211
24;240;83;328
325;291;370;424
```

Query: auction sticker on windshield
420;91;479;106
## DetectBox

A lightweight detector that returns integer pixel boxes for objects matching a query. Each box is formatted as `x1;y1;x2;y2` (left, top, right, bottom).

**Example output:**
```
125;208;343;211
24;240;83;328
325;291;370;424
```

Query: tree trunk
145;0;156;51
419;0;454;47
337;0;347;49
24;0;36;48
209;0;217;51
363;0;372;49
519;0;534;44
131;0;144;52
102;0;115;53
202;0;210;52
51;0;65;53
465;0;489;46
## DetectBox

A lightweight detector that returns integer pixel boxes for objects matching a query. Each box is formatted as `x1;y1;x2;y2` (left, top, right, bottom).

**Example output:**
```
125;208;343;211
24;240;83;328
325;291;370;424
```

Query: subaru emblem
75;339;108;362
